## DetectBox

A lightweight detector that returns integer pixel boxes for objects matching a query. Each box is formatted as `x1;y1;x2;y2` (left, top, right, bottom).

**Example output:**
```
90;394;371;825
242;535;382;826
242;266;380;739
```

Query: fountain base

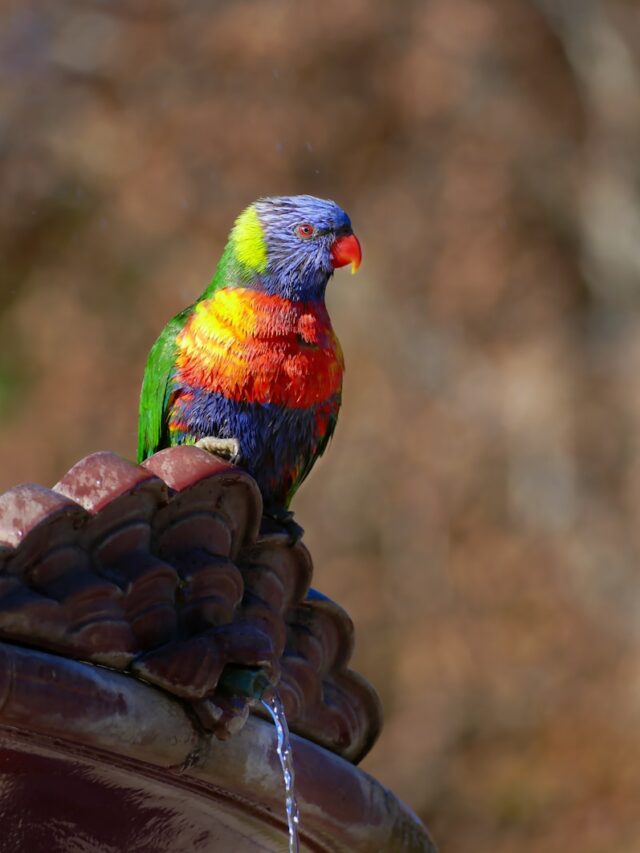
0;642;434;852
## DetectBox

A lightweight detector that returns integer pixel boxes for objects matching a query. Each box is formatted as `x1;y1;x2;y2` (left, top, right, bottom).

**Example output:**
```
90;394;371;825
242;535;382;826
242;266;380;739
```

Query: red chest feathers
175;288;344;408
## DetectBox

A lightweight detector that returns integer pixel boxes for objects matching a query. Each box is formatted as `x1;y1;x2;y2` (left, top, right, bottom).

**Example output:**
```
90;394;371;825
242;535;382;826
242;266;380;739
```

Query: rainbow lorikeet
137;195;361;522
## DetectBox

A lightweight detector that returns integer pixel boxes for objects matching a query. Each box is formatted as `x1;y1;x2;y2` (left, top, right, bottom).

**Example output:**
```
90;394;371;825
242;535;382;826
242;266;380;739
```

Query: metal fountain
0;446;434;851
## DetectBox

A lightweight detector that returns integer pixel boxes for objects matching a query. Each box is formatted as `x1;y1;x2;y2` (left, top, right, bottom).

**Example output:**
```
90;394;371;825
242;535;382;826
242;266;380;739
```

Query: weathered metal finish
0;447;381;758
0;642;434;852
0;446;433;849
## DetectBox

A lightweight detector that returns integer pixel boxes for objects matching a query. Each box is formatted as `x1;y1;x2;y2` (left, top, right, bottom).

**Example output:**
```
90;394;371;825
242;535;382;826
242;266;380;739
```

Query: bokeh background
2;1;640;850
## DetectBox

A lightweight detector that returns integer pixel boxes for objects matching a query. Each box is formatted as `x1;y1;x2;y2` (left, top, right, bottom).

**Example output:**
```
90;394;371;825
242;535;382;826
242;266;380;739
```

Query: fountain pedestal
0;447;435;852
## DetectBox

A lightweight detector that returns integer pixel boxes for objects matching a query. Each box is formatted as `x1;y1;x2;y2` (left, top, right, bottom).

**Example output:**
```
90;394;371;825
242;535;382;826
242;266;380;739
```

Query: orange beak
330;233;362;274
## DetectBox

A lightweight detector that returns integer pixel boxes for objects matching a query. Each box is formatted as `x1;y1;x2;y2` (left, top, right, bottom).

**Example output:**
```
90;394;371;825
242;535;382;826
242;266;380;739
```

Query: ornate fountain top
0;445;381;763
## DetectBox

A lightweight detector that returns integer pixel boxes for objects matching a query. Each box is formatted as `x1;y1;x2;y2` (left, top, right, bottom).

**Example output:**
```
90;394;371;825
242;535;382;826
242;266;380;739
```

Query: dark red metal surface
0;643;434;852
0;447;382;759
0;734;286;853
0;446;435;849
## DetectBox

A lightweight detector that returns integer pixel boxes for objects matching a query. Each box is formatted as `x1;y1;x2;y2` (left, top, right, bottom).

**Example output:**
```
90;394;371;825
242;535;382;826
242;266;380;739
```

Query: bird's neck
194;288;335;343
201;244;332;303
264;272;330;302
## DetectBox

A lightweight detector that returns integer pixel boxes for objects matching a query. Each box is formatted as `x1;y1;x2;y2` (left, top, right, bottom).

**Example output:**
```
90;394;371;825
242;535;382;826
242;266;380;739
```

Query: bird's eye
295;223;315;239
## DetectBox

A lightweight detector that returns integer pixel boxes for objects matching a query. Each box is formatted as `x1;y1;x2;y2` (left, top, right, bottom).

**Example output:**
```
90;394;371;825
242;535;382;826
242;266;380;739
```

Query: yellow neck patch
231;205;268;274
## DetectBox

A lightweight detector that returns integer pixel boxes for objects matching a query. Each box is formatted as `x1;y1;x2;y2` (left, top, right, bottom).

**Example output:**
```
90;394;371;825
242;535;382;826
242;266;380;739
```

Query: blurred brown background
2;1;640;850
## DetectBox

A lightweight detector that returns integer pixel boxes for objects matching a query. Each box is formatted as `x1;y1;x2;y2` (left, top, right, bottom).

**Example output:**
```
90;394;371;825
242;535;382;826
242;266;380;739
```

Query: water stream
262;692;300;853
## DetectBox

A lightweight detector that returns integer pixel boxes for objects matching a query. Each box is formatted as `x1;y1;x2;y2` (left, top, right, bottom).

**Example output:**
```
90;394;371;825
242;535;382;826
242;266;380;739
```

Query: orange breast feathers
175;288;344;408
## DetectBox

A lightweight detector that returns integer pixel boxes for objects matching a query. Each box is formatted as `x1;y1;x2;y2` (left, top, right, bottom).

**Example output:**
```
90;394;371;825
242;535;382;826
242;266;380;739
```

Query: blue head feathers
232;195;355;301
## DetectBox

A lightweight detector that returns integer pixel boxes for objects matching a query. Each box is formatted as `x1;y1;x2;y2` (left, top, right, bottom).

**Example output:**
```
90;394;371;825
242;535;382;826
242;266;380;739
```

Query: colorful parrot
137;195;361;524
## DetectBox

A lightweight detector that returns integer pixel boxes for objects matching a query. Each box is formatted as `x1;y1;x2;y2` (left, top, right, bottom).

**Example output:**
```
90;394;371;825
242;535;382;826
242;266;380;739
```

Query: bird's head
229;195;362;300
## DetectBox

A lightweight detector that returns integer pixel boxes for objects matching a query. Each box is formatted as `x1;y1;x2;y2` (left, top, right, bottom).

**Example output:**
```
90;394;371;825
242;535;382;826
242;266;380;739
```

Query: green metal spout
218;666;273;700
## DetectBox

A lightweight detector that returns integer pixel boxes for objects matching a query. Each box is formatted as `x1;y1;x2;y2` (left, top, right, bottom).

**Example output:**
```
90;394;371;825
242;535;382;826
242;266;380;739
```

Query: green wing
137;308;193;462
137;245;235;463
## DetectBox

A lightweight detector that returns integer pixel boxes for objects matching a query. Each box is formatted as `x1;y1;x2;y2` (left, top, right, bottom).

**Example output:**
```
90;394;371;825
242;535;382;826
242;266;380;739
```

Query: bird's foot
263;505;305;544
195;436;241;465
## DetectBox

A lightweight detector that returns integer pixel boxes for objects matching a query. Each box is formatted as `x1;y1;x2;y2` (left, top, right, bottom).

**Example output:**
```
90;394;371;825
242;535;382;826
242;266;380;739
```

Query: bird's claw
263;506;305;544
195;436;241;465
